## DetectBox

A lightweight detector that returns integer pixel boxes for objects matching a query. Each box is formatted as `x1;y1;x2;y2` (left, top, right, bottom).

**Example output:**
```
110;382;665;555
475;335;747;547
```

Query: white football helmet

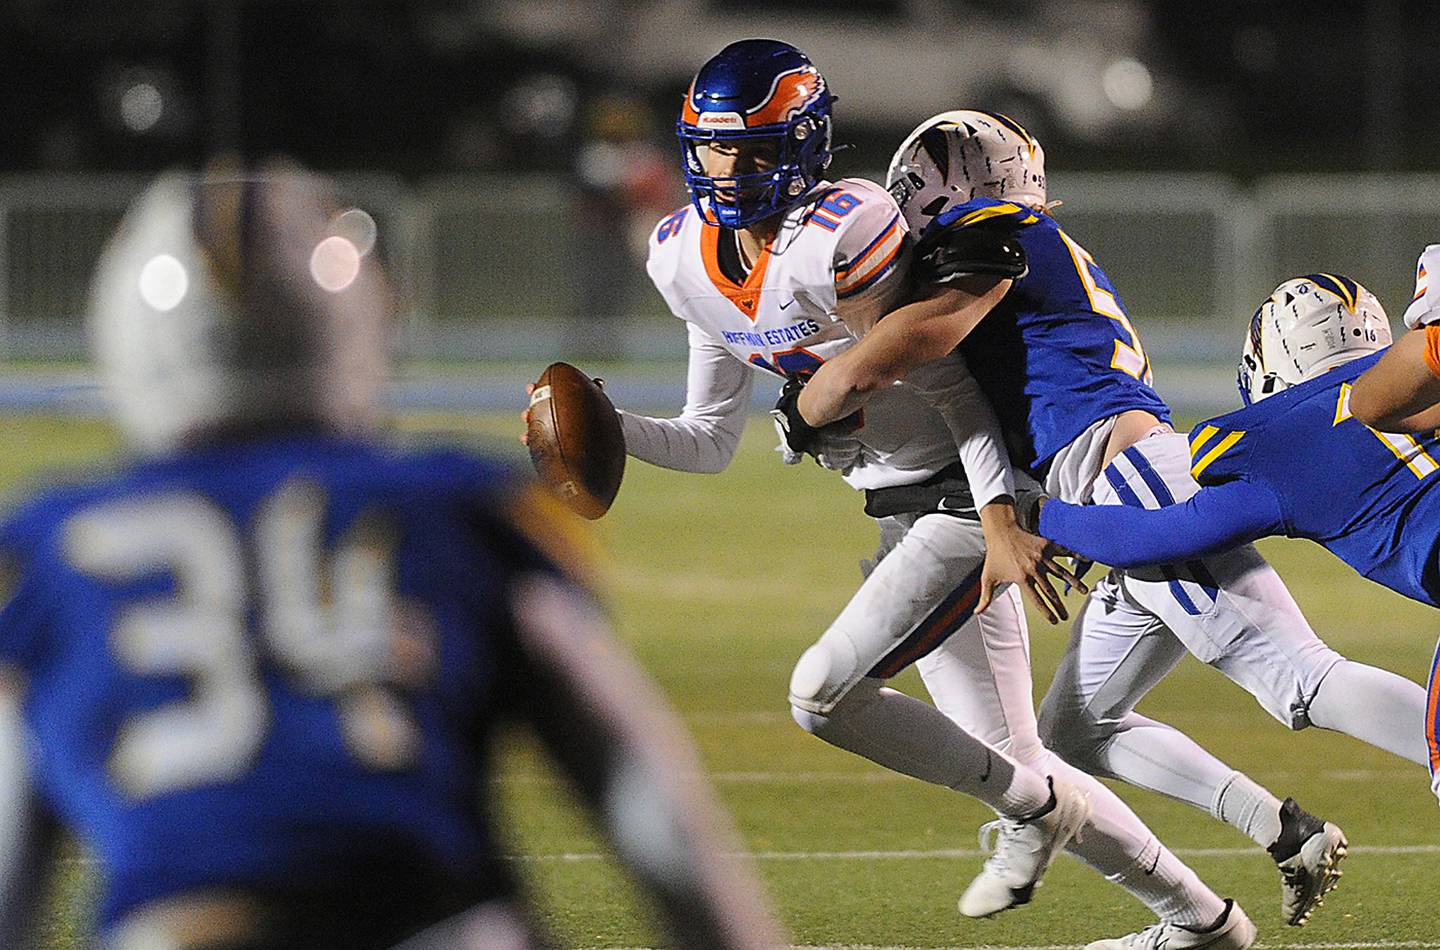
89;169;393;452
885;110;1046;233
1238;274;1392;405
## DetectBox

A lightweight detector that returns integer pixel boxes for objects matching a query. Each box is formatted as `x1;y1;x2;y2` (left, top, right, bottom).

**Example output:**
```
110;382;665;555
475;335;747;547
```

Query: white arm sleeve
904;354;1017;510
1404;244;1440;329
617;322;753;475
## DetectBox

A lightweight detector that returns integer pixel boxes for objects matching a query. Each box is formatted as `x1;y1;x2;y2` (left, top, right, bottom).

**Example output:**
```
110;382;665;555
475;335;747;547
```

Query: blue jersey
927;197;1171;472
0;435;567;929
1040;350;1440;606
1187;351;1440;603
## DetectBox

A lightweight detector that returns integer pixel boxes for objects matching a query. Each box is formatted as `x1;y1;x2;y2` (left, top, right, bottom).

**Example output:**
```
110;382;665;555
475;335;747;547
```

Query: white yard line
496;768;1419;785
587;943;1440;950
521;843;1440;862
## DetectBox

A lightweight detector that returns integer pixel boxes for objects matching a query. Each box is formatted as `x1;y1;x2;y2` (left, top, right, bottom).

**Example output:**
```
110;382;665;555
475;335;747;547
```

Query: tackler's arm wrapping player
790;112;1431;936
0;171;784;950
1034;275;1440;804
598;41;1265;950
1351;244;1440;431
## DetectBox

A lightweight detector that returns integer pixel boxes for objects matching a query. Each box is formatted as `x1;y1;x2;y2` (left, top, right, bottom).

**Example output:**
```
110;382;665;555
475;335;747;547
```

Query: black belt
863;461;976;519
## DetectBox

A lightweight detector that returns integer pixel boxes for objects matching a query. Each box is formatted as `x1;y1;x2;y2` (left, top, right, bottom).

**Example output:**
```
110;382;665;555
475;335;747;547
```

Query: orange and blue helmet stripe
676;39;835;228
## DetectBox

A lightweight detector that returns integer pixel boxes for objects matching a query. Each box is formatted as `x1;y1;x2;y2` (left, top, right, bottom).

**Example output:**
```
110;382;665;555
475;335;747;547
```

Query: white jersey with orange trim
1405;244;1440;328
622;177;1013;496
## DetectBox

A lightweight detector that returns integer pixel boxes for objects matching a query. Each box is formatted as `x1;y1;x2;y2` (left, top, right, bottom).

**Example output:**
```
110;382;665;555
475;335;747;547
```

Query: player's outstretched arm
1350;327;1440;432
797;277;1010;427
1036;480;1282;569
0;676;57;950
509;575;785;950
520;330;753;476
902;353;1085;621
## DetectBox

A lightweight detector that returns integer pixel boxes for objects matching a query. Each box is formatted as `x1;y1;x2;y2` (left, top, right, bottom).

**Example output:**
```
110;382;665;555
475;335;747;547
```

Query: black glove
916;220;1028;285
771;374;864;451
771;374;824;455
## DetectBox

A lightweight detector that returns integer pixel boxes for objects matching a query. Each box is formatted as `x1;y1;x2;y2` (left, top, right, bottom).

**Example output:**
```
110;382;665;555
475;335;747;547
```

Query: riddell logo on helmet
697;112;746;130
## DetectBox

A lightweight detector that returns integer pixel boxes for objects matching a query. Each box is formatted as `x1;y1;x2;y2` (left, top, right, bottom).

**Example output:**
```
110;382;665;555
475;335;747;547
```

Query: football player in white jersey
790;110;1430;944
584;39;1259;946
1350;244;1440;430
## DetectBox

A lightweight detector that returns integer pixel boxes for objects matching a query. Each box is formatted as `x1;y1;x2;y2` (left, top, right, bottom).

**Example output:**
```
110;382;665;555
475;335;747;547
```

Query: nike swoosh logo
979;750;992;783
1144;847;1161;875
779;298;797;310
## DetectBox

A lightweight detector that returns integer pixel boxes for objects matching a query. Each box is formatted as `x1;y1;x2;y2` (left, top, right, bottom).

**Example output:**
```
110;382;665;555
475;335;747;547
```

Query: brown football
527;362;626;519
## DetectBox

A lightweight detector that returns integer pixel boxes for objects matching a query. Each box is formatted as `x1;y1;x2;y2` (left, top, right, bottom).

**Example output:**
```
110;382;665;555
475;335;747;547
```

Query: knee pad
791;676;880;738
790;704;829;737
788;636;862;715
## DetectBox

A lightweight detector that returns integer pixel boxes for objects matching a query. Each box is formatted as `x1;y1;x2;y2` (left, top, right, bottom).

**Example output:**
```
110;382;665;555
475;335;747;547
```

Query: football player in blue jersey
791;112;1429;942
1035;273;1440;806
0;170;785;950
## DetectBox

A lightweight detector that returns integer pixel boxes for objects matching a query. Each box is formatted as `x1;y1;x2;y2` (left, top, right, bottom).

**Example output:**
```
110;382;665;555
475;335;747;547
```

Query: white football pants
1039;432;1429;814
788;508;1228;925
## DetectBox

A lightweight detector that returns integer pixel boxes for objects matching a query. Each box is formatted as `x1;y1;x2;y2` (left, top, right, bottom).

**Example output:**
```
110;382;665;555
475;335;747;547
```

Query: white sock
1308;659;1430;765
1082;712;1244;811
1213;771;1282;849
1107;838;1229;928
792;678;1051;816
1033;750;1226;926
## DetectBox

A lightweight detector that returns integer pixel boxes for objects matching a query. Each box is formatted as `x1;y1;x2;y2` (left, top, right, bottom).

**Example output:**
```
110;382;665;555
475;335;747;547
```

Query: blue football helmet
677;39;835;228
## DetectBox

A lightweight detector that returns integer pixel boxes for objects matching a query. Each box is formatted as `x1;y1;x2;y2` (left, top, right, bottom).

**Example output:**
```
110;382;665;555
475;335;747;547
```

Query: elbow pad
917;222;1028;284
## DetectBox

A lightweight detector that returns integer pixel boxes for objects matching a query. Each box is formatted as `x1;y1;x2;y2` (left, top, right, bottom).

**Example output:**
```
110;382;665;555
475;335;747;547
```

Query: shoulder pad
915;219;1027;285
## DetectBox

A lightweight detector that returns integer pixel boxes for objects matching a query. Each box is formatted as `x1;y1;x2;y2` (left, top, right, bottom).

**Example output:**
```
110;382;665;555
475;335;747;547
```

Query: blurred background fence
4;170;1438;365
5;0;1437;416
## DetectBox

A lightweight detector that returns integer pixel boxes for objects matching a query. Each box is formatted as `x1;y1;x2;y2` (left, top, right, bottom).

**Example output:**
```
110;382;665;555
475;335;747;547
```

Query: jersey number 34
65;480;427;799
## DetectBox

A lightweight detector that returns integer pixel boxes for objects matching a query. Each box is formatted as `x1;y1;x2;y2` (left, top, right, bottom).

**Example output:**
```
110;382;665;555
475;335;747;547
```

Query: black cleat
1266;797;1348;926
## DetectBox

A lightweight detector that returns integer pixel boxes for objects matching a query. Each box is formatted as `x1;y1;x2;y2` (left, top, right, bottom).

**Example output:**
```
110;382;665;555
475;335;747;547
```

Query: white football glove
771;417;862;473
774;421;804;465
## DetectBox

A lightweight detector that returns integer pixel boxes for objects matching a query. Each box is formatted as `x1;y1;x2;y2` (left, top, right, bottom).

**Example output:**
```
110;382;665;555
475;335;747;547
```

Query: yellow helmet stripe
1306;273;1359;312
985;112;1038;156
955;203;1039;228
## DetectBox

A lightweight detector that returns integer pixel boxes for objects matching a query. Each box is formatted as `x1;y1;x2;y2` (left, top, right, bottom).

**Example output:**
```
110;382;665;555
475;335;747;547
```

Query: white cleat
1268;797;1348;926
1084;899;1257;950
958;778;1091;918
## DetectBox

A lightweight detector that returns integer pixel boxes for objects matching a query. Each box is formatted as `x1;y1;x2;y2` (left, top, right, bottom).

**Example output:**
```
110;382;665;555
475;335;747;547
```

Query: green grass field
15;412;1440;949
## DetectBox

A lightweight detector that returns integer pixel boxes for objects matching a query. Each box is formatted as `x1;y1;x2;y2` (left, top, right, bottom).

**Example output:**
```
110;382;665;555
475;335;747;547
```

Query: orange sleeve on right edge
1425;325;1440;380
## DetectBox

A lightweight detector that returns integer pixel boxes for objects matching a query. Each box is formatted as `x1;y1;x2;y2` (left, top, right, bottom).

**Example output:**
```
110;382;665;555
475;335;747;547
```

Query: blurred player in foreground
1350;245;1440;430
0;170;784;950
588;38;1261;947
1034;274;1440;804
792;112;1427;940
